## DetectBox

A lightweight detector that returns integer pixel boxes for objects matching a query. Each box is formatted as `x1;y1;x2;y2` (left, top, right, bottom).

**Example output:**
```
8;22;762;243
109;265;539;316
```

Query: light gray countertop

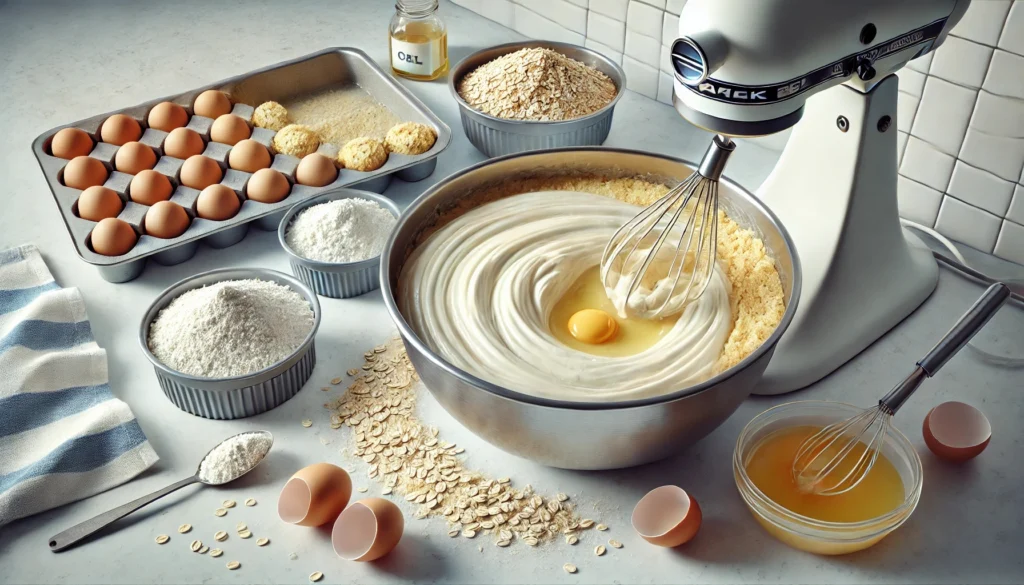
1;1;1022;584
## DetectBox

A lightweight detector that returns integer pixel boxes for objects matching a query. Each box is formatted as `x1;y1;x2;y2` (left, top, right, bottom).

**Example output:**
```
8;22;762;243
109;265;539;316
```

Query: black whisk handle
918;282;1010;376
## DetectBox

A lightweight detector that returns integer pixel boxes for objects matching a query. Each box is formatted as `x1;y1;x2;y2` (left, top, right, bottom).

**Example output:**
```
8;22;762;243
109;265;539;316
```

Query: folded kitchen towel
0;244;158;526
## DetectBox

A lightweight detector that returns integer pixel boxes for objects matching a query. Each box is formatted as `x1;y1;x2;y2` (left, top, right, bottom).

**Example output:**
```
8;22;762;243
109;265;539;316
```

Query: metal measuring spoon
48;430;273;552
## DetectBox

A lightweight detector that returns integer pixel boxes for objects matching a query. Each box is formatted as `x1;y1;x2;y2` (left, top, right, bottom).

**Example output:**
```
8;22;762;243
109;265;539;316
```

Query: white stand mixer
671;0;971;394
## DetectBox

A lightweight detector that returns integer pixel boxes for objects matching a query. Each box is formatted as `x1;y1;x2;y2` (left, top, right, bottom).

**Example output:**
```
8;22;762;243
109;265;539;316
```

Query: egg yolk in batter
550;266;678;357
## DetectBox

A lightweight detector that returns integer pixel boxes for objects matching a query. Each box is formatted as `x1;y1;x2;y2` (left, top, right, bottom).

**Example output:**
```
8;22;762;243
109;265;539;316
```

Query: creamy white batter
398;191;733;402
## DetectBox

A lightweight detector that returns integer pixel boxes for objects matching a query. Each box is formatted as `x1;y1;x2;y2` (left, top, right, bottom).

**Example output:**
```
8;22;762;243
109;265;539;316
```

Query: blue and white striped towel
0;244;158;526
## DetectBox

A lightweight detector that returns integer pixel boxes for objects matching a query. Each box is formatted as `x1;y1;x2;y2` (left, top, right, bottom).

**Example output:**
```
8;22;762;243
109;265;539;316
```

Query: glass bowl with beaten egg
733;400;923;555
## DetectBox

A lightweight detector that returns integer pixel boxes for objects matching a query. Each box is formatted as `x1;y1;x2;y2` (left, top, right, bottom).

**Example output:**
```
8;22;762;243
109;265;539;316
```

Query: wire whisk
600;135;736;320
792;282;1011;496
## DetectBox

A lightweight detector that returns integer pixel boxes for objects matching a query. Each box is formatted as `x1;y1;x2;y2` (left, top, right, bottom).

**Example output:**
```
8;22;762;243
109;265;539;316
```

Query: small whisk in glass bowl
793;282;1010;496
600;135;735;319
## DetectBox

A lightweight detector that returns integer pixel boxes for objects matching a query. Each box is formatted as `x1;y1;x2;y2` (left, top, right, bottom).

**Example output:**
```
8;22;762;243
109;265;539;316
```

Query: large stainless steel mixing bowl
381;148;801;470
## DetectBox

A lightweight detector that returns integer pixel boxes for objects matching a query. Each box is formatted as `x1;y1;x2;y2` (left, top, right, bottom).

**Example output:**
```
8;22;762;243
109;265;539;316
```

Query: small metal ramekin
278;188;401;298
139;268;321;420
449;40;626;158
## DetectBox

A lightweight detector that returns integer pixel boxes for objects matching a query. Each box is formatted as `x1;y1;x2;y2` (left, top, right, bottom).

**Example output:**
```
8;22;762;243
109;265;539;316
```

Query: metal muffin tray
31;47;452;283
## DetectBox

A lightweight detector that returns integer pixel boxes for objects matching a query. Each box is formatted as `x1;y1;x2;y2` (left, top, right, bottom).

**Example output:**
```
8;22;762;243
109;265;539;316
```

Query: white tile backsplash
621;55;660;99
584;38;623;64
897;176;944;226
513;5;585;44
928;35;992;88
1000;0;1024;55
589;0;628;20
587;10;626;51
479;0;515;27
935;196;1002;252
901;136;956;192
993;220;1024;264
911;77;977;157
518;0;588;34
626;0;663;38
959;128;1024;182
947;160;1015;216
983;50;1024;98
625;29;661;68
459;0;1024;264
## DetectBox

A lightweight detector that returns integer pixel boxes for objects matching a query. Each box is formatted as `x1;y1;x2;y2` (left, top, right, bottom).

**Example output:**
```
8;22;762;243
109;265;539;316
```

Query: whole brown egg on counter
114;142;157;175
144;201;191;239
148;102;189;132
196;184;241;221
77;186;123;221
163;127;205;159
180;155;223;190
246;168;291;203
210;114;251;146
90;217;137;256
50;128;94;160
129;170;173;205
193;90;232;119
63;156;108;190
100;114;142;146
295;153;338;187
228;139;272;173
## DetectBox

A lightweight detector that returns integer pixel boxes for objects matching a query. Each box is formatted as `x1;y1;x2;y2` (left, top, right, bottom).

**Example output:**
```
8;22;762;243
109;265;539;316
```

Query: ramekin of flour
278;189;400;298
139;267;321;419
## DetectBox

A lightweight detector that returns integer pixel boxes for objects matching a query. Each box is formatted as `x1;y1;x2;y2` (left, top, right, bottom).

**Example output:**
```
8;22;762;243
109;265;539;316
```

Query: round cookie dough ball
252;101;290;132
384;122;437;155
272;124;320;158
339;137;388;172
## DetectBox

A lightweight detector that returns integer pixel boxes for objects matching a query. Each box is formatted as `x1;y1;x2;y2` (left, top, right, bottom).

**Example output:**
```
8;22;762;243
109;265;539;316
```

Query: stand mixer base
753;75;938;395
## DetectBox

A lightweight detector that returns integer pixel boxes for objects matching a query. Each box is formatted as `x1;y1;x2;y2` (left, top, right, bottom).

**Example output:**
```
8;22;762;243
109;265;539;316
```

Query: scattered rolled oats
177;524;192;534
222;500;236;509
214;508;227;517
357;487;368;493
215;531;228;542
239;530;252;539
596;524;608;531
244;498;257;507
226;561;240;570
331;377;342;385
595;545;606;556
210;548;223;558
563;563;578;574
198;545;209;554
309;571;324;582
155;535;170;544
236;522;247;532
190;540;203;552
609;539;622;549
301;420;313;428
257;537;270;547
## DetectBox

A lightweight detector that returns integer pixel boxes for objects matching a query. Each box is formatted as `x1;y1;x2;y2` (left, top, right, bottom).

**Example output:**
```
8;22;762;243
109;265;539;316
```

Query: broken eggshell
631;485;702;547
278;463;352;527
332;498;403;561
923;401;992;463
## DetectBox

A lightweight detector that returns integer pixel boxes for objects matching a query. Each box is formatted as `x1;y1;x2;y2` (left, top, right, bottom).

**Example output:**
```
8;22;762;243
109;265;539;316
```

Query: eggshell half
332;498;403;562
278;463;352;527
923;401;991;463
631;485;702;547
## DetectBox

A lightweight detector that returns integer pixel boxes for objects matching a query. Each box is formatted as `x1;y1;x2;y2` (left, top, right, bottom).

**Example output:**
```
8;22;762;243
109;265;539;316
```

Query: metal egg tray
31;47;451;283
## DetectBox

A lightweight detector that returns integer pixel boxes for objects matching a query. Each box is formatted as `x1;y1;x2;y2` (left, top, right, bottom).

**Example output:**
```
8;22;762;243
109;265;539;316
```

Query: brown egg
179;155;223;190
631;485;702;548
295;153;338;187
50;128;94;160
278;463;352;527
144;201;191;239
210;114;251;146
147;101;189;132
923;401;992;463
196;184;240;220
193;90;232;119
77;186;123;221
228;139;272;173
100;114;142;146
63;156;108;190
163;127;205;159
90;217;137;256
129;170;174;205
114;141;157;175
246;168;291;203
332;498;403;562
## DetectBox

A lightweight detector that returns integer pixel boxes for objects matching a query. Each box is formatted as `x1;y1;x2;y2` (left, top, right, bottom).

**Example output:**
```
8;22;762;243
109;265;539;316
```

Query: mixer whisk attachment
600;134;735;320
791;282;1011;496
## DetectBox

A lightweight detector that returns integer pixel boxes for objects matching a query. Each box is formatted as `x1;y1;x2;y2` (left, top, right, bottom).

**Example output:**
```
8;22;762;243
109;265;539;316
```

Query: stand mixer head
671;0;970;137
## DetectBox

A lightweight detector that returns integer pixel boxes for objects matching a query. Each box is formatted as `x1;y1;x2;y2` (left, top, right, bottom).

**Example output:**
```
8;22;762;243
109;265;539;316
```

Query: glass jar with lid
389;0;449;81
